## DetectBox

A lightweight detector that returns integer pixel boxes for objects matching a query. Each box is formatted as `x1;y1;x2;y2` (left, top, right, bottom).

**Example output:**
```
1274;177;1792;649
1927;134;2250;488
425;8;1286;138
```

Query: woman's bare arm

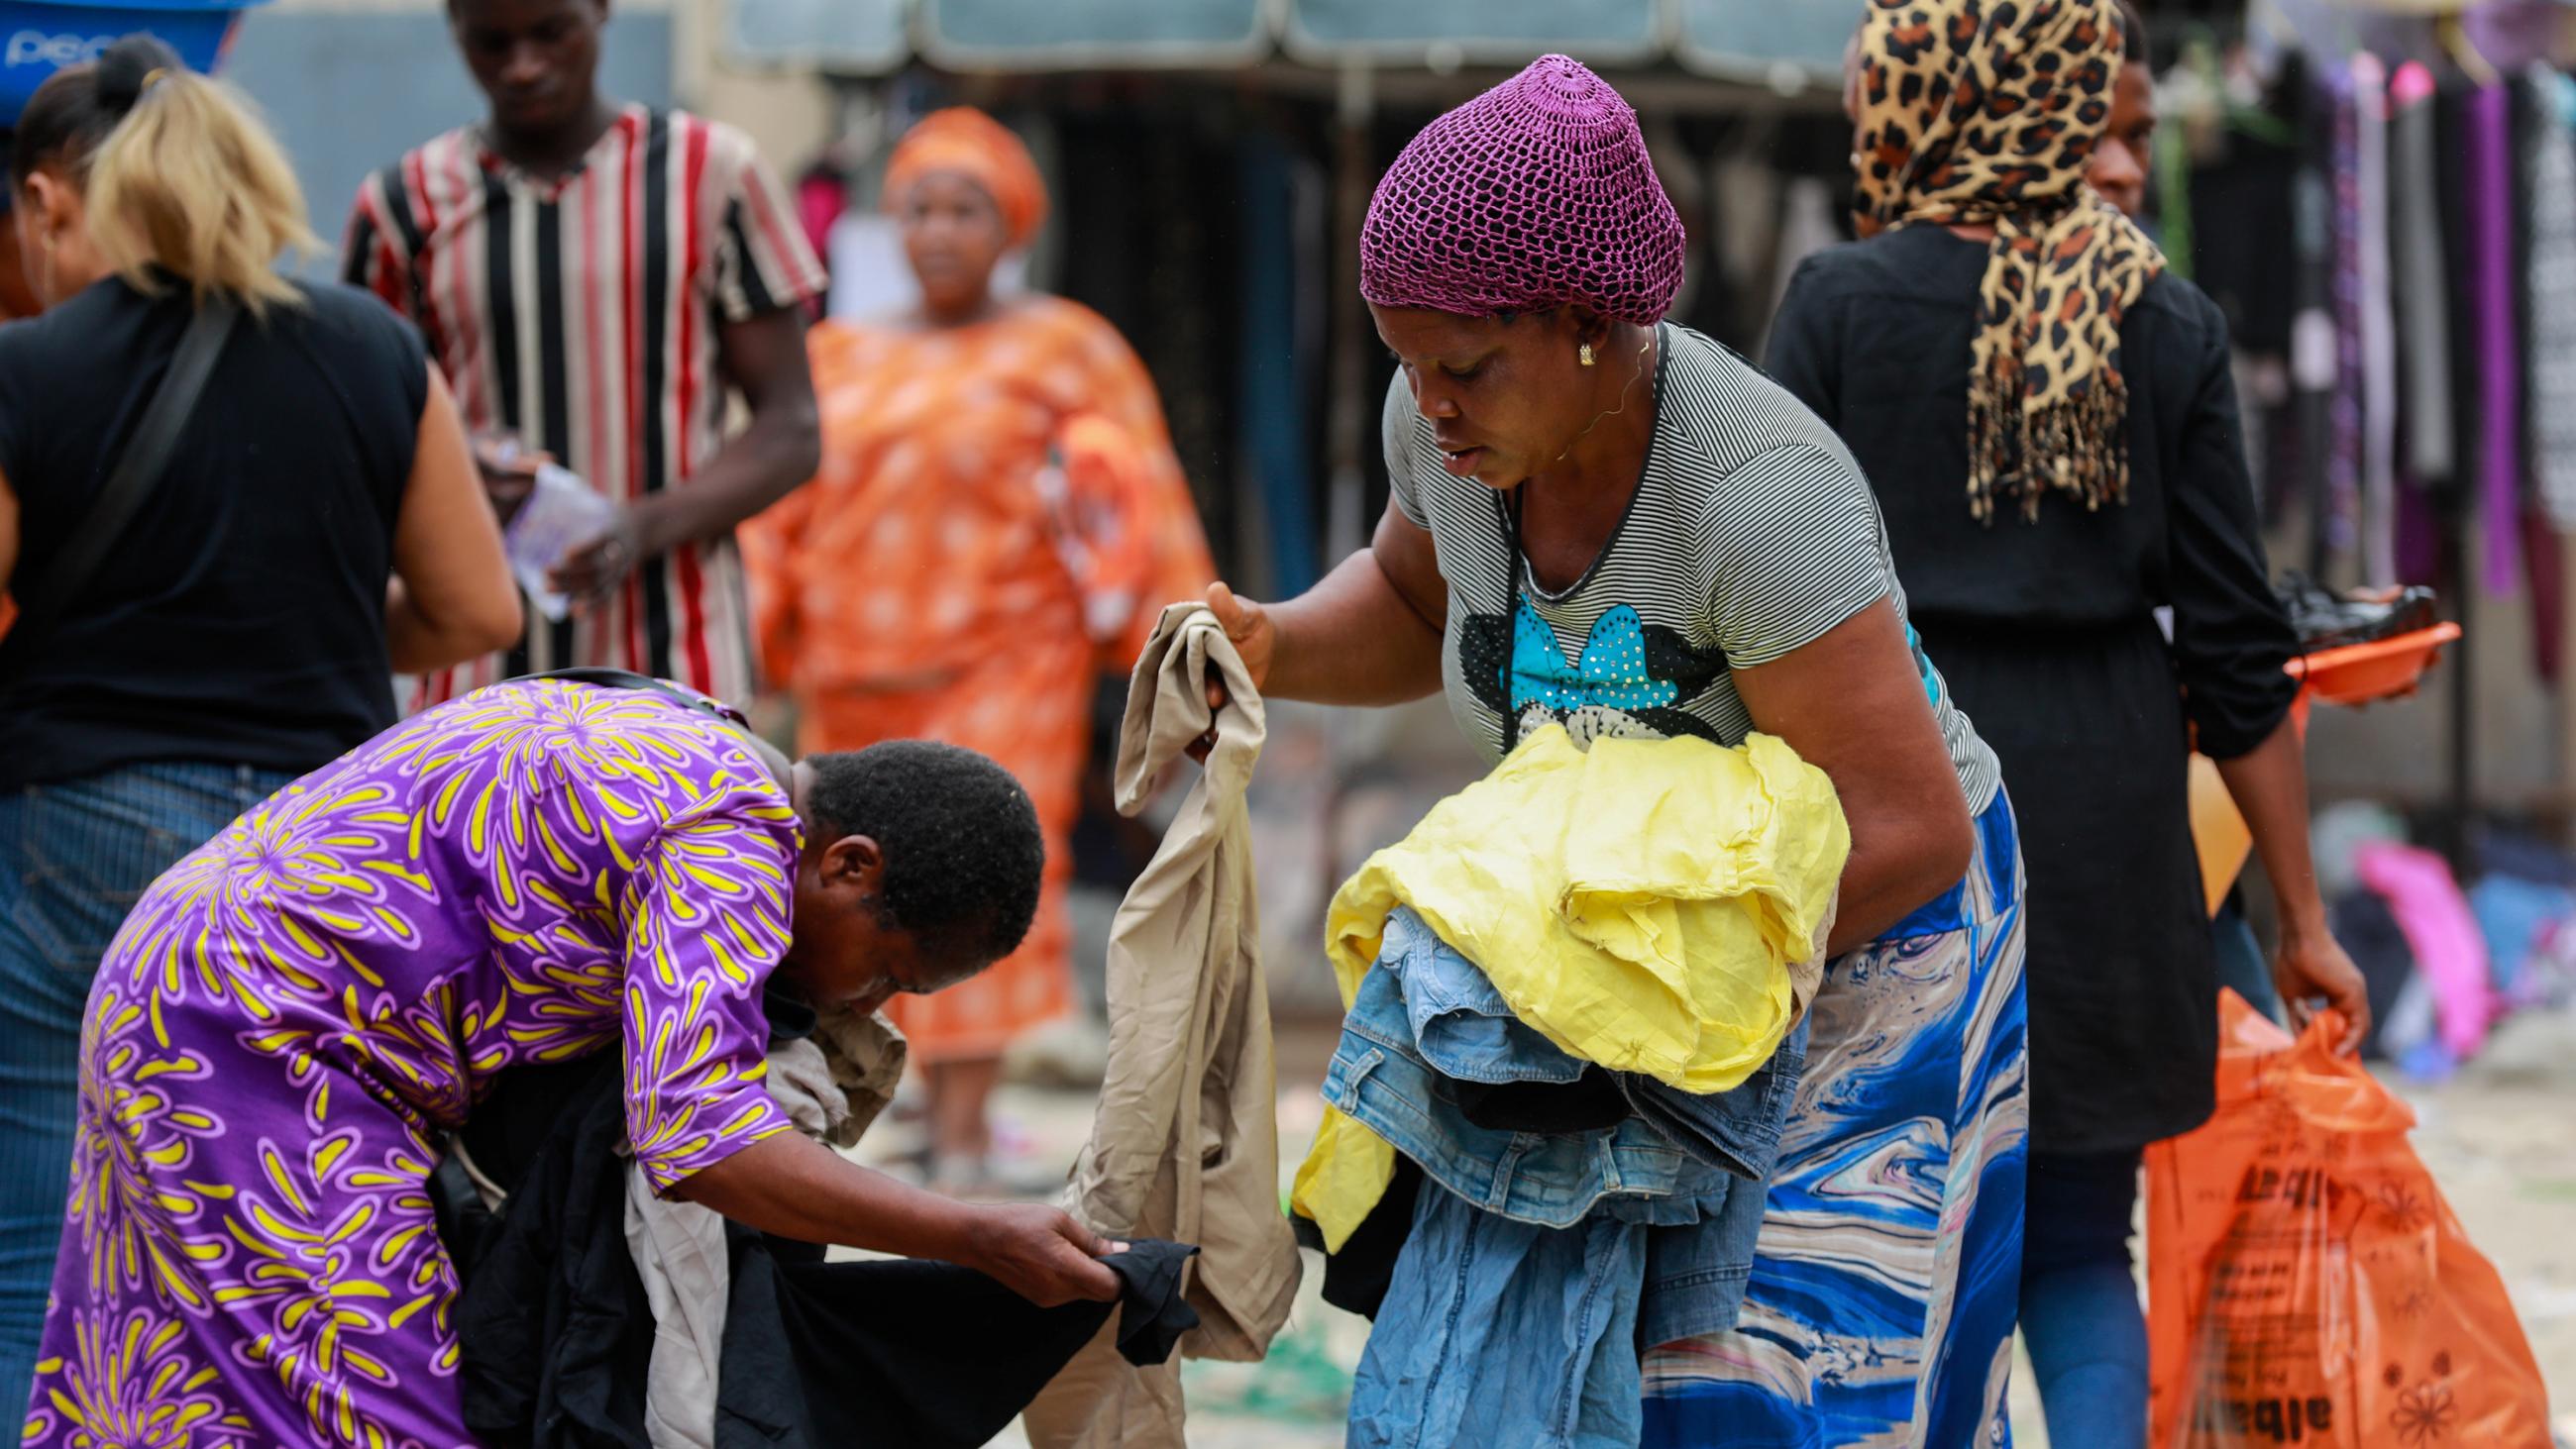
1732;598;1977;954
674;1132;1121;1307
386;366;522;672
1206;501;1447;706
2216;717;2370;1054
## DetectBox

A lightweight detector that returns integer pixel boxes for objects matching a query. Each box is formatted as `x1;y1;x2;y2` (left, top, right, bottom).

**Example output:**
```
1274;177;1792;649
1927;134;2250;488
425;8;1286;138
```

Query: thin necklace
1554;331;1659;463
1496;327;1662;751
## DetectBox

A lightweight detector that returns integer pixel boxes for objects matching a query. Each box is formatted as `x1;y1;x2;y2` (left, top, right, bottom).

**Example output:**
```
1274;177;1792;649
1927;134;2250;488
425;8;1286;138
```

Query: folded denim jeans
1324;908;1802;1345
1382;907;1804;1185
1349;1182;1648;1449
1326;965;1718;1230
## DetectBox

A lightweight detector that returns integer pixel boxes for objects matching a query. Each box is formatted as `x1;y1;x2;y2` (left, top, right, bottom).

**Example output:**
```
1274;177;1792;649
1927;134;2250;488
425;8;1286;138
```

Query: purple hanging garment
2397;470;2445;585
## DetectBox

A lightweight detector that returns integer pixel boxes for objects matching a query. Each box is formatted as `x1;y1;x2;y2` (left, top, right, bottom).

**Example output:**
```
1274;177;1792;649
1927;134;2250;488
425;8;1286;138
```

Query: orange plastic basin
2286;622;2463;707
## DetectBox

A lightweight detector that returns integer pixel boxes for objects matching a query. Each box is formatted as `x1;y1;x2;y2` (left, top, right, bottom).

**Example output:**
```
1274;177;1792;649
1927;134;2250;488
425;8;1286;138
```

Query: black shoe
2274;573;2439;652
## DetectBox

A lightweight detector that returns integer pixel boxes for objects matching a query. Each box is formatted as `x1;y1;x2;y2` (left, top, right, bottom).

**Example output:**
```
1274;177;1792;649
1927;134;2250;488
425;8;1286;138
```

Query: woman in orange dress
744;108;1213;1190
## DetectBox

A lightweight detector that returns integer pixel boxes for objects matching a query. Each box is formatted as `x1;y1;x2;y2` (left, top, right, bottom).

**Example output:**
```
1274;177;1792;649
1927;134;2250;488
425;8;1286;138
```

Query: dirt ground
857;998;2576;1447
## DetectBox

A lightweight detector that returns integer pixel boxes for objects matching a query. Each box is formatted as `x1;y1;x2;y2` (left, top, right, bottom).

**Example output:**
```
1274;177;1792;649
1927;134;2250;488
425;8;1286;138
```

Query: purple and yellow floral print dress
21;678;802;1448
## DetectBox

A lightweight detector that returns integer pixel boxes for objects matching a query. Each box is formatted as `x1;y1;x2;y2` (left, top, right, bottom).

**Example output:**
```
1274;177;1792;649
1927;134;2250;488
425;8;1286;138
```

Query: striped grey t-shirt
1386;323;2000;810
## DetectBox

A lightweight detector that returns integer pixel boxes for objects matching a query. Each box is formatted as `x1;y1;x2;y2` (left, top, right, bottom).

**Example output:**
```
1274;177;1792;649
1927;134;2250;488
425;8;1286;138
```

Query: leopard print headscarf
1853;0;2165;523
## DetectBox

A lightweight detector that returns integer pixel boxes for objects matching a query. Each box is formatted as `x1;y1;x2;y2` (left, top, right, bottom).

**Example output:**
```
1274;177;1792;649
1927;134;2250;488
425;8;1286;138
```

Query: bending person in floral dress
21;674;1122;1447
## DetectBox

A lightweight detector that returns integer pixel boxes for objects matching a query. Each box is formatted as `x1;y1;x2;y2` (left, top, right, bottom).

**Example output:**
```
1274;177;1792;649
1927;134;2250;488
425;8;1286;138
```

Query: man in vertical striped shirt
344;0;825;706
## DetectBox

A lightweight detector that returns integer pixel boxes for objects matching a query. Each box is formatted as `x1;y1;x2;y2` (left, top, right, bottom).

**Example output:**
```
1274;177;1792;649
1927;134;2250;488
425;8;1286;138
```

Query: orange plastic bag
2145;991;2551;1447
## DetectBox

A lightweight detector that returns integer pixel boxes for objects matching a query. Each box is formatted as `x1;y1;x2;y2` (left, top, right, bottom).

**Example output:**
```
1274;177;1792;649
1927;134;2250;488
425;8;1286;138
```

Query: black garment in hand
449;1060;1200;1449
453;1064;655;1448
1099;1237;1199;1366
1297;1157;1424;1322
725;1239;1199;1448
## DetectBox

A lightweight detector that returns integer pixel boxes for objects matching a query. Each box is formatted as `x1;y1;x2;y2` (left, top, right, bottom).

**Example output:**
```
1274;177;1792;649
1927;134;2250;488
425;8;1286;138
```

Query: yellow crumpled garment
1292;725;1850;1250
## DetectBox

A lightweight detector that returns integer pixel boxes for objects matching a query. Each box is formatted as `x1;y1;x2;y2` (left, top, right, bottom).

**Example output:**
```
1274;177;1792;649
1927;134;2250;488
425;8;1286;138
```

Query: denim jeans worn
2211;896;2285;1024
1337;909;1806;1445
0;762;291;1417
2018;1147;2149;1449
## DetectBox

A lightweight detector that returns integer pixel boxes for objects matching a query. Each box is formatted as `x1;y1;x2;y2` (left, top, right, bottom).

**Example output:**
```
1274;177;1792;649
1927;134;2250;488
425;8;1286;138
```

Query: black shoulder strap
16;295;242;623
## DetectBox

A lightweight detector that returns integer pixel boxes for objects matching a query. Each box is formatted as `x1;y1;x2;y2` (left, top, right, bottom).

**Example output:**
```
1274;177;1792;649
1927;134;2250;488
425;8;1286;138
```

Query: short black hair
804;741;1042;964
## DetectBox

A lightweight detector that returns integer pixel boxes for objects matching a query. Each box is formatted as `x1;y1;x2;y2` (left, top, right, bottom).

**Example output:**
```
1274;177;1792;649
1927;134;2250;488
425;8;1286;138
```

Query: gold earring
1579;342;1596;367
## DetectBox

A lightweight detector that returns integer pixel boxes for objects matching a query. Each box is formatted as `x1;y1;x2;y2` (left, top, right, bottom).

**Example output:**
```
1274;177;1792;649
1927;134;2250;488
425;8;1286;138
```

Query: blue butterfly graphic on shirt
1507;600;1680;718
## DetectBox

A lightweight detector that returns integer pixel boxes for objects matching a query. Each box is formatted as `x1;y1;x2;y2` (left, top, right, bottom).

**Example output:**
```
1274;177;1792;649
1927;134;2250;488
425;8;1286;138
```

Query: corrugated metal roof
726;0;906;69
1674;0;1854;87
1279;0;1662;68
719;0;1850;85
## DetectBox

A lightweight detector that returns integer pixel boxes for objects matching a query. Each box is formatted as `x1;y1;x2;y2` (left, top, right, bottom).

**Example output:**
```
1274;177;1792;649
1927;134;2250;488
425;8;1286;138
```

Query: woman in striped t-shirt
1203;55;2027;1445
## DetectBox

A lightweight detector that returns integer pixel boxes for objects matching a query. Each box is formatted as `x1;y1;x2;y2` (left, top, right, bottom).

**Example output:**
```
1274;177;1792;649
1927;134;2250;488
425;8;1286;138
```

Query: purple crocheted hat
1360;54;1684;326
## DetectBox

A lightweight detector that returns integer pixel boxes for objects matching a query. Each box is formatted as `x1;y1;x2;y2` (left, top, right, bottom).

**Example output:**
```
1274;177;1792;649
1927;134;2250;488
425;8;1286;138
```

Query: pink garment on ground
1359;53;1683;325
2355;841;2499;1061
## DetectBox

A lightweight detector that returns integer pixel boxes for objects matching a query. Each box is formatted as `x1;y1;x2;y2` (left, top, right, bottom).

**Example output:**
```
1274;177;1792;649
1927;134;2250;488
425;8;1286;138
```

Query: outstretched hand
963;1203;1126;1308
1186;582;1272;762
549;506;649;601
472;435;546;528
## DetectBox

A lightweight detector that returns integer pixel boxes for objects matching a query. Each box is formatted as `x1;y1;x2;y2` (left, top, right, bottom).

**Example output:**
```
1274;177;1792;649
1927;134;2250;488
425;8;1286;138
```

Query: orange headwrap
881;107;1048;250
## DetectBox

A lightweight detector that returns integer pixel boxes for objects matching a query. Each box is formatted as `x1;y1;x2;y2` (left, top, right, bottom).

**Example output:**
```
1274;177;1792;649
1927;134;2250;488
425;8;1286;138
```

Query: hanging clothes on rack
2398;478;2445;587
2389;61;2456;491
2293;67;2340;571
2176;39;2306;357
2466;81;2526;595
2521;504;2563;682
2328;65;2365;568
2522;64;2576;534
2436;76;2486;525
2354;53;2399;586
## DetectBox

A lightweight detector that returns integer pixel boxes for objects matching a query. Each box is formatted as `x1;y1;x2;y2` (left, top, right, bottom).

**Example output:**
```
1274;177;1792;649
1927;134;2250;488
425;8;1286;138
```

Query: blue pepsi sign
0;0;268;128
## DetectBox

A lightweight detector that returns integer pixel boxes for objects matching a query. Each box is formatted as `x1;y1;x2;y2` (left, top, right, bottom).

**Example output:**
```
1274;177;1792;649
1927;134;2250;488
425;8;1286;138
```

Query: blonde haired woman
0;36;518;1419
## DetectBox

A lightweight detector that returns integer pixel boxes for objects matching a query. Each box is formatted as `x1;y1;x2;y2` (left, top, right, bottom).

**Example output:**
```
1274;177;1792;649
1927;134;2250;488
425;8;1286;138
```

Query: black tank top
0;276;428;791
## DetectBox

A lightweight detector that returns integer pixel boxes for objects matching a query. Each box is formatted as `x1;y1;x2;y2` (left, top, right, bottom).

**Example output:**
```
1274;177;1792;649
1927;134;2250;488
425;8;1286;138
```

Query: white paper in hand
505;463;616;621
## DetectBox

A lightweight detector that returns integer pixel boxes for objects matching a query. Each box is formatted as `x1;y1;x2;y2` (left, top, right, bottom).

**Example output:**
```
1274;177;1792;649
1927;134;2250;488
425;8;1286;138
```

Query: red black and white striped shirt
344;105;825;708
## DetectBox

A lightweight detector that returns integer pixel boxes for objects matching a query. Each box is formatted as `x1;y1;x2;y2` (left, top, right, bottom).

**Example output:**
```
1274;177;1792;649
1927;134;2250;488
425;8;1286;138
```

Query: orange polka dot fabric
742;297;1214;1062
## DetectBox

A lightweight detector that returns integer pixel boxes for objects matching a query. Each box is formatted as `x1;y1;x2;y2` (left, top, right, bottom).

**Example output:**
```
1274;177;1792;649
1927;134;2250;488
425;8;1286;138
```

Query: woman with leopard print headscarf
1769;2;2369;1445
